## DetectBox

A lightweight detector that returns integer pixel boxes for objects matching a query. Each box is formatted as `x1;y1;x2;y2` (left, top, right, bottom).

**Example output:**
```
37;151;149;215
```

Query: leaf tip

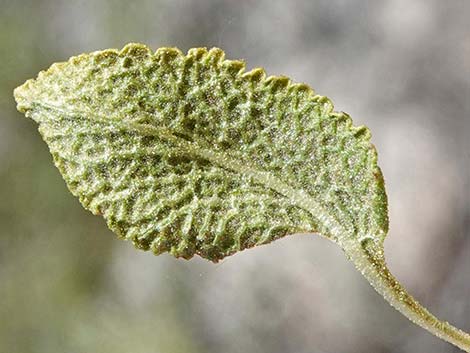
13;80;33;114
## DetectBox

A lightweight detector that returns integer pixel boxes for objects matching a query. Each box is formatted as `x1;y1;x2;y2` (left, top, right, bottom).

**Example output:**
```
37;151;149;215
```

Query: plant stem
343;239;470;352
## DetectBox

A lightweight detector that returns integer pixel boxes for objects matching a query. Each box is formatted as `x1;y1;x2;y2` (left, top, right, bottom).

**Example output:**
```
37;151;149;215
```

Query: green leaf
13;44;388;261
13;43;470;351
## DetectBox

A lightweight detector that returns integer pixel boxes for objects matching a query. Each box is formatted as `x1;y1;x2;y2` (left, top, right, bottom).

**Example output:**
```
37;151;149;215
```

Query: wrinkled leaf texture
14;43;388;262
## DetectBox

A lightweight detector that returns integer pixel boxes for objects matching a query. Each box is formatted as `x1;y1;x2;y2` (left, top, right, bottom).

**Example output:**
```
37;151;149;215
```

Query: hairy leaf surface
14;43;387;261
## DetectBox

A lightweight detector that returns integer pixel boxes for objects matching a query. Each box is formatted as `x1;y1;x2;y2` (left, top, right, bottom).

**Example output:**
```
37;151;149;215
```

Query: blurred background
1;1;469;352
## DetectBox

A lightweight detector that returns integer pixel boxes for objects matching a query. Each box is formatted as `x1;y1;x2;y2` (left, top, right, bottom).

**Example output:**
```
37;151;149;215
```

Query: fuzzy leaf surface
14;44;388;261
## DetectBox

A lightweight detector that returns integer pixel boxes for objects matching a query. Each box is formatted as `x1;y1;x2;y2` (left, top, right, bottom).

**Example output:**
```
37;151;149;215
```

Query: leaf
13;43;470;351
13;44;388;261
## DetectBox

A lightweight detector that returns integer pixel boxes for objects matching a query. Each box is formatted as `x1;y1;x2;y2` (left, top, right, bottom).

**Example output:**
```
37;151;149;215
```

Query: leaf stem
343;239;470;352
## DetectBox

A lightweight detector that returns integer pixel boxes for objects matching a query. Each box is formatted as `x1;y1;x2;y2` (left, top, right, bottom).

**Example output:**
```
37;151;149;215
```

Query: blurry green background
1;1;469;352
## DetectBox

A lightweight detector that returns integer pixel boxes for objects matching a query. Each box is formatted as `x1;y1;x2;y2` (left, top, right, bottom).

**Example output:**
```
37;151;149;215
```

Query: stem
342;239;470;352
